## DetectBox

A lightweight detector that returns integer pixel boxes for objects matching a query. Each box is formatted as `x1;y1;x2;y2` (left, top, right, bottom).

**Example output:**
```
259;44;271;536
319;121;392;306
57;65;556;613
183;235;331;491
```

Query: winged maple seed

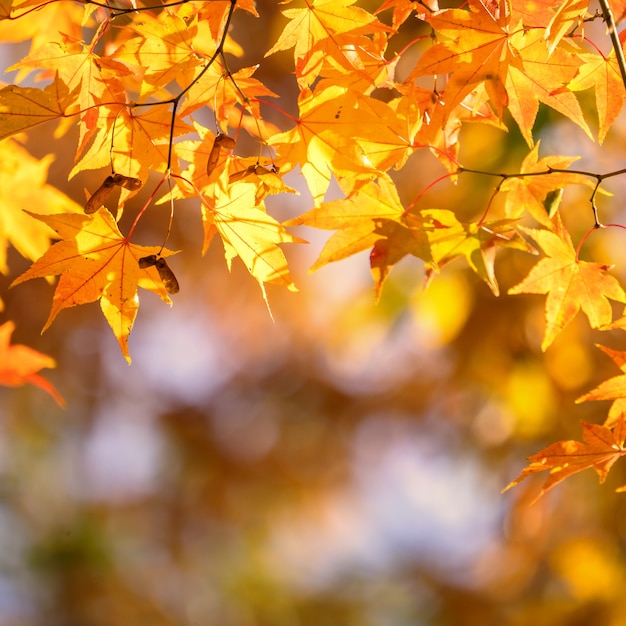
138;255;180;294
84;174;142;214
503;414;626;502
206;133;236;177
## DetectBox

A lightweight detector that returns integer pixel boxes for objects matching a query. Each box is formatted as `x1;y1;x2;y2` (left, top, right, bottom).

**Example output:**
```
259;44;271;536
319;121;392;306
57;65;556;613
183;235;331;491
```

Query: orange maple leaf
0;320;64;407
266;0;391;88
411;2;590;145
286;176;419;261
11;208;176;363
502;415;626;501
576;345;626;428
508;216;626;350
112;11;203;98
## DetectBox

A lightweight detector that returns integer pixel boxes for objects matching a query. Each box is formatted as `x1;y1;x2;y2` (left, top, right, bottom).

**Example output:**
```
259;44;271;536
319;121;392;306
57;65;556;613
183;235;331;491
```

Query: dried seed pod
155;258;179;294
111;173;142;190
228;164;256;183
138;254;157;268
84;176;116;214
138;255;179;294
206;133;236;176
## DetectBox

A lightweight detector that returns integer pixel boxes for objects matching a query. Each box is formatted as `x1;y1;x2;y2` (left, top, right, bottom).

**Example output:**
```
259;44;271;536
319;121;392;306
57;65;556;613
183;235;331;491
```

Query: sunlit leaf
11;209;176;363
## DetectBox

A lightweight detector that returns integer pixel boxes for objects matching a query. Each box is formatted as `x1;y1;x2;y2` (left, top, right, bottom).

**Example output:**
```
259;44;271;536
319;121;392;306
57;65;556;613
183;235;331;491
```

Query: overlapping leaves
1;0;626;474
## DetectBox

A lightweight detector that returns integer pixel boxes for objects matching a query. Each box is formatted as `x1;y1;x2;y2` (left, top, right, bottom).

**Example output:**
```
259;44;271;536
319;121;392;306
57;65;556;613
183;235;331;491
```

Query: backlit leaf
503;414;626;501
11;209;176;363
508;216;626;350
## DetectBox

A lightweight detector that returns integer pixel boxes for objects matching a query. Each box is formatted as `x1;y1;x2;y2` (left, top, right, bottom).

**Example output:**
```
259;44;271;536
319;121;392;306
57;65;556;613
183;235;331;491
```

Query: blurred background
3;1;626;625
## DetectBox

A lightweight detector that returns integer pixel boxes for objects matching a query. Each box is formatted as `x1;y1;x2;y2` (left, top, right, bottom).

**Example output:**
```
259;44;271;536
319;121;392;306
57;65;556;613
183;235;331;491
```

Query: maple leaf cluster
3;0;626;497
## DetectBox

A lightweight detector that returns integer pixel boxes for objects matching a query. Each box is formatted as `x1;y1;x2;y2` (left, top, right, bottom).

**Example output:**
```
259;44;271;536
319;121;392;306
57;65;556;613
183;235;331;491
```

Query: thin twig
598;0;626;90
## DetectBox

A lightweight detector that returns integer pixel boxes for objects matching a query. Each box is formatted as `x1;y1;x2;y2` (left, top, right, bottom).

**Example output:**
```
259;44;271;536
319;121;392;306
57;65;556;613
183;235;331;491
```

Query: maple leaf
70;103;192;181
576;345;626;428
180;63;278;123
314;31;397;93
430;218;535;296
0;137;82;275
268;85;416;206
508;216;626;350
201;180;302;298
499;141;595;226
0;76;74;141
286;177;423;274
266;0;392;87
0;320;64;407
0;3;86;53
504;30;589;145
567;50;626;144
11;209;176;363
411;0;519;117
544;0;589;54
267;85;378;206
411;4;589;144
502;415;626;501
111;11;203;98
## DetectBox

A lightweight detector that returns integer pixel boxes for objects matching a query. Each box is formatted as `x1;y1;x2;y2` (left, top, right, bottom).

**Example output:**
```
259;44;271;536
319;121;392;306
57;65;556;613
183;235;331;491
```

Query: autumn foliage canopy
3;0;626;498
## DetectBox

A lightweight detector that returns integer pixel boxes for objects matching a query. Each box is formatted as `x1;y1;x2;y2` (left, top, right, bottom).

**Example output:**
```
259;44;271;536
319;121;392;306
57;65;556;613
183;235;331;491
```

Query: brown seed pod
111;173;142;190
228;164;256;183
138;255;179;294
155;258;179;294
206;133;236;177
84;176;116;214
138;254;157;268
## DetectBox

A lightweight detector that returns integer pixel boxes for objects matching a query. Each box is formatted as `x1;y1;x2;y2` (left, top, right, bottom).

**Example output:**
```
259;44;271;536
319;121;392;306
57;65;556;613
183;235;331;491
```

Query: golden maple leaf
0;137;82;275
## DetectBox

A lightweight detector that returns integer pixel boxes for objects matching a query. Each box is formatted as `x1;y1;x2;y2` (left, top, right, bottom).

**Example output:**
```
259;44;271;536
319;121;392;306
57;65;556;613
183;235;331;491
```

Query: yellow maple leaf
508;216;626;350
0;137;82;275
11;208;176;363
201;181;302;296
567;50;626;144
0;77;73;141
499;141;594;226
268;85;401;206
